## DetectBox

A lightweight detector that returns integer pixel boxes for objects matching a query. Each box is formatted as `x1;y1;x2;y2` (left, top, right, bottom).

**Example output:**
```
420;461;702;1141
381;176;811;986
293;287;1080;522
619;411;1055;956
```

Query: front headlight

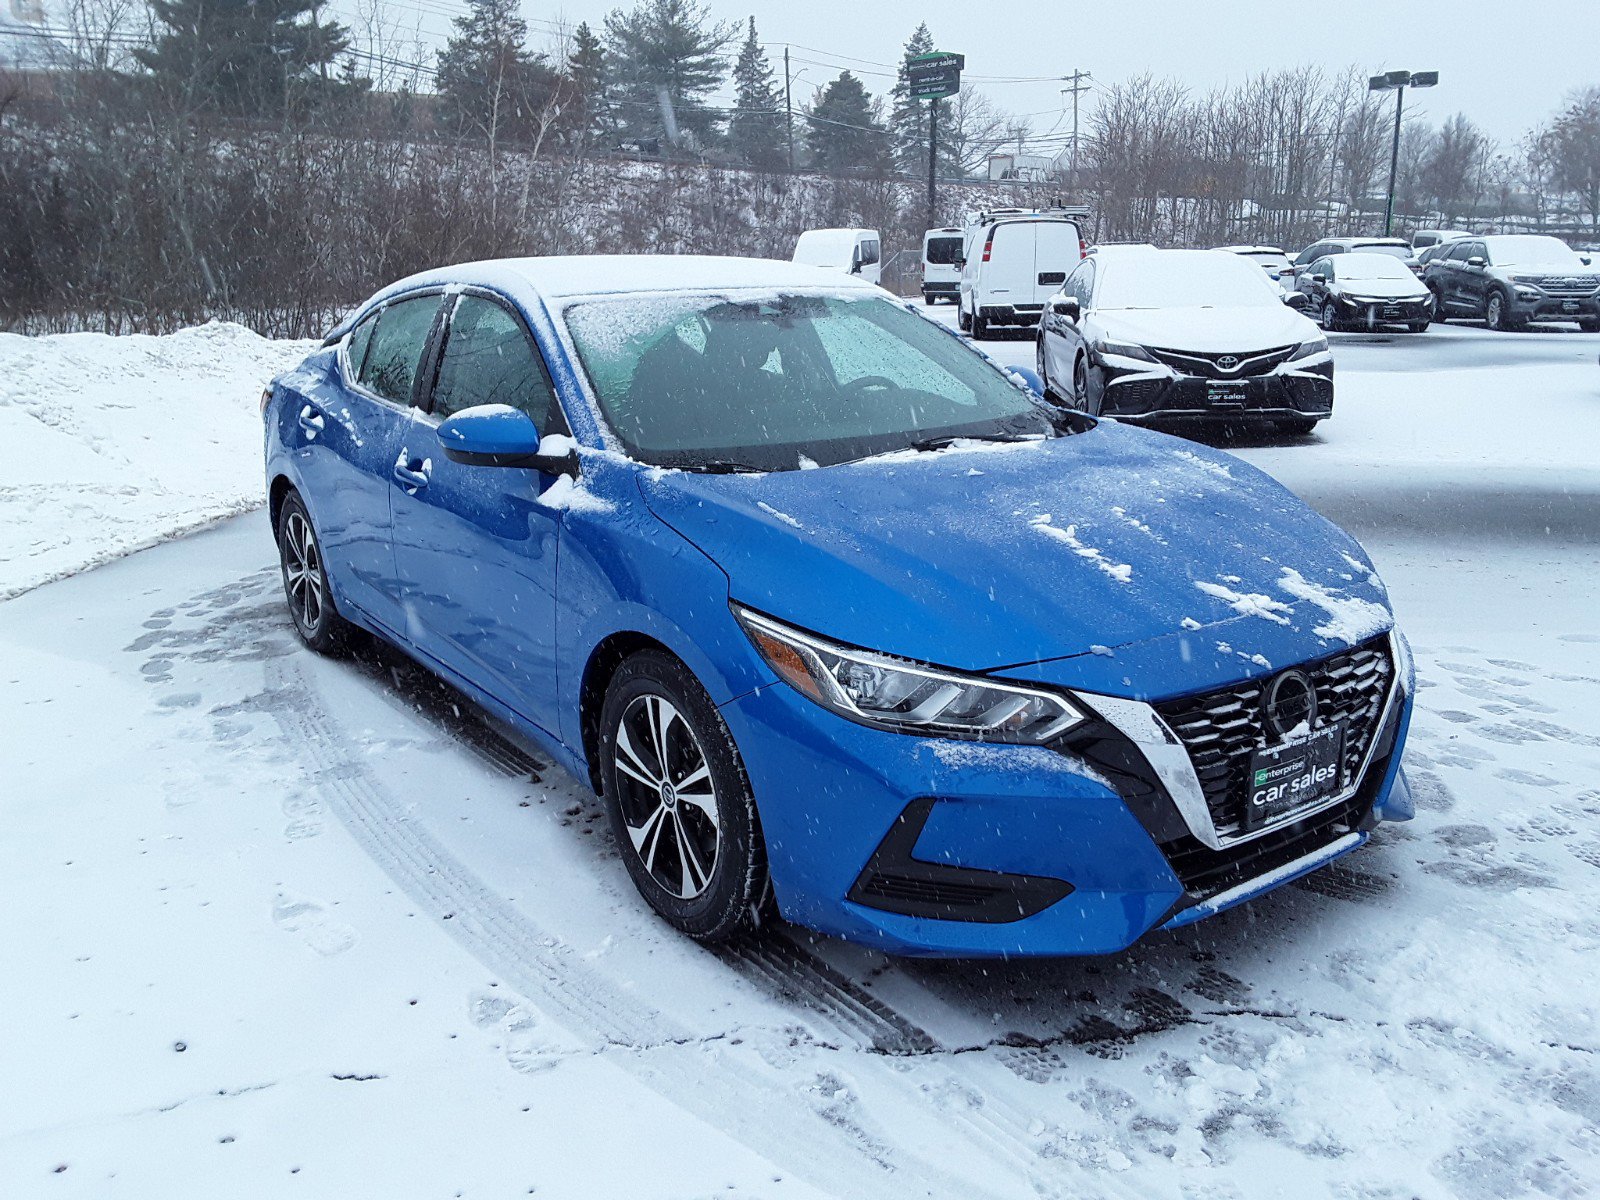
1509;275;1542;286
734;607;1085;743
1095;338;1158;363
1287;335;1329;361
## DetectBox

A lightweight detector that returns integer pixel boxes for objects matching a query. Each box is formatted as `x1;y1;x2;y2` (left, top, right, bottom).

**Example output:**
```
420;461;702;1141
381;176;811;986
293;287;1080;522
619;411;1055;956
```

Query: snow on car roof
365;255;880;308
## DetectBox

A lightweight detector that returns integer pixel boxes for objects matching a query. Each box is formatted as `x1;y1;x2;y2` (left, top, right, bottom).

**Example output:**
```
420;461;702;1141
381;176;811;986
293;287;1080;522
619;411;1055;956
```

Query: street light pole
1369;69;1438;237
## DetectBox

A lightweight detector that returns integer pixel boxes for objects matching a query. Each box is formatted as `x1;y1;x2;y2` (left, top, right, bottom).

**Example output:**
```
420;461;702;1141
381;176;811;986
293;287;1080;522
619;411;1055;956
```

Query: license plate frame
1206;382;1250;407
1561;300;1581;314
1244;723;1345;831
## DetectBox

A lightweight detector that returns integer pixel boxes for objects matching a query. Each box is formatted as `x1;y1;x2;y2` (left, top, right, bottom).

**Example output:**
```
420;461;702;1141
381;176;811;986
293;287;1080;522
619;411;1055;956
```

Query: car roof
361;255;883;308
1324;237;1410;248
1213;244;1287;255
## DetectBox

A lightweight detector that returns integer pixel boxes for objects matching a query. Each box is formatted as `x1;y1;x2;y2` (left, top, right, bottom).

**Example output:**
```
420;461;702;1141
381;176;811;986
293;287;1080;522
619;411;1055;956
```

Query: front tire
599;651;768;943
277;491;353;656
1320;300;1341;333
1408;321;1429;333
1276;415;1321;436
1485;289;1524;331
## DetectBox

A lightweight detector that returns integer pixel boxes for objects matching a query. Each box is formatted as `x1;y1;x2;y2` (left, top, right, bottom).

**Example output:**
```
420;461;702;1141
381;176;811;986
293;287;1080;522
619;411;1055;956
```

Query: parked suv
1288;237;1420;281
1423;234;1600;331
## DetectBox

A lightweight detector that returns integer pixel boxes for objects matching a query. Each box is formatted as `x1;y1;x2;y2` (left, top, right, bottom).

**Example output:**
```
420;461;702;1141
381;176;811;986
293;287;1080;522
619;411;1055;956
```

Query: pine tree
565;21;608;145
135;0;351;114
603;0;734;149
888;22;957;177
435;0;557;146
727;17;784;169
805;70;889;175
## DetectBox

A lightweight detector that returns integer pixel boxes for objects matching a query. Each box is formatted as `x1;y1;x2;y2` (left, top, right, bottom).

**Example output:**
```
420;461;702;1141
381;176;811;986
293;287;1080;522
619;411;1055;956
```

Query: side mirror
1284;291;1310;310
1467;256;1487;268
1051;296;1081;322
437;405;578;476
1008;366;1046;399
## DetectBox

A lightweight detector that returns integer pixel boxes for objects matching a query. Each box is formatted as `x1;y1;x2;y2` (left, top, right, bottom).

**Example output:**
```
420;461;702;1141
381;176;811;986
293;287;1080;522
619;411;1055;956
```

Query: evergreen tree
603;0;734;148
135;0;351;114
805;70;888;175
888;22;957;177
565;21;608;145
435;0;557;146
727;17;784;169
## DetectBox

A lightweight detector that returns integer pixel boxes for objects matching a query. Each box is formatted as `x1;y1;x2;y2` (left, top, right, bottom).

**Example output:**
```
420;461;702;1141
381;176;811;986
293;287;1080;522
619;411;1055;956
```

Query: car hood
1094;305;1317;353
1333;277;1430;299
639;422;1392;688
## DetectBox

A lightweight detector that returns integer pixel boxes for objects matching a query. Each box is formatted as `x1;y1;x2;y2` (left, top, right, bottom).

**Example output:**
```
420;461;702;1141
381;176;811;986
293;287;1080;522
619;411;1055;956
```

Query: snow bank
0;323;317;599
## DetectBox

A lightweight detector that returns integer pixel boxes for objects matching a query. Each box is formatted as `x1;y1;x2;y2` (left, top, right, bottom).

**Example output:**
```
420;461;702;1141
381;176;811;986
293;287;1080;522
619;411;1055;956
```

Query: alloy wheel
1321;301;1337;332
1486;293;1503;330
282;510;325;635
612;694;721;900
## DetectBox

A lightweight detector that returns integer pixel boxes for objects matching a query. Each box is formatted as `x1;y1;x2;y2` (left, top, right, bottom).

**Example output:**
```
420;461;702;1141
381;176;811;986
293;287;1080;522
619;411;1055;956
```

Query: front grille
1161;795;1366;901
1146;345;1296;379
1103;376;1169;413
1153;639;1393;839
1536;277;1599;296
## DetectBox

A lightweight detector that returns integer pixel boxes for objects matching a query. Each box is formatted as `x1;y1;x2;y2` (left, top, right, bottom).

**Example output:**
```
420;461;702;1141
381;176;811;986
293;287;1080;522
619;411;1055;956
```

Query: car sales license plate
1207;382;1249;406
1245;723;1344;831
1380;305;1402;319
1562;300;1581;313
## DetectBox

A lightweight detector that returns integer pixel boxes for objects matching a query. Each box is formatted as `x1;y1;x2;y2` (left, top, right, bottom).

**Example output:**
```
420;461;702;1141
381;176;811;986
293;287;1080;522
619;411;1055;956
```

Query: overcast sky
343;0;1590;147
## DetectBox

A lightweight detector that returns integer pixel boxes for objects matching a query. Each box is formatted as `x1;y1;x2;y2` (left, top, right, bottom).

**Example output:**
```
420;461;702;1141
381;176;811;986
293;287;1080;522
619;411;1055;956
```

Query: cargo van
920;227;965;304
792;228;882;285
959;212;1087;339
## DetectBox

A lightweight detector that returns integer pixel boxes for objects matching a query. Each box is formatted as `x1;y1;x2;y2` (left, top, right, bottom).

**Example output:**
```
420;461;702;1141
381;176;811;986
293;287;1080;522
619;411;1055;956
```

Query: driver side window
431;295;566;435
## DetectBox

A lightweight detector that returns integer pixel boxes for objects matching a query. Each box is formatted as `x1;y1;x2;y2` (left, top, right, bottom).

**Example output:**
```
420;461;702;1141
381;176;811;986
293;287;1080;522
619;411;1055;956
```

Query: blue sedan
263;255;1414;957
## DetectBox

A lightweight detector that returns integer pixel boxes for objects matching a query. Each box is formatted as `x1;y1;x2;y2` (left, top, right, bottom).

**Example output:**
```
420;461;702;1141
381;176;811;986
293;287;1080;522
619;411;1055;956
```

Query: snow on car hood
1332;276;1430;300
1094;305;1317;353
639;422;1392;689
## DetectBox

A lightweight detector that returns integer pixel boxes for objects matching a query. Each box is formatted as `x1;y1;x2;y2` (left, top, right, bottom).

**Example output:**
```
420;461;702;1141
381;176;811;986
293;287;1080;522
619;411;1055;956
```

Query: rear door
294;291;442;633
1032;221;1081;305
982;222;1037;308
389;290;570;736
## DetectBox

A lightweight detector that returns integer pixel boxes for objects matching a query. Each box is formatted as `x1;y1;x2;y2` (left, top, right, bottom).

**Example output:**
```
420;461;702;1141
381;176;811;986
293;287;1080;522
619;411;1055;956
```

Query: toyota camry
263;255;1414;957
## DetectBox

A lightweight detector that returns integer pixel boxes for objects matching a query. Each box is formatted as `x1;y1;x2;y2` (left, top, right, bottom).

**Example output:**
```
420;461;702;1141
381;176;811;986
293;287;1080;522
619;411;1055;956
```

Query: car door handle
393;453;431;490
298;405;325;435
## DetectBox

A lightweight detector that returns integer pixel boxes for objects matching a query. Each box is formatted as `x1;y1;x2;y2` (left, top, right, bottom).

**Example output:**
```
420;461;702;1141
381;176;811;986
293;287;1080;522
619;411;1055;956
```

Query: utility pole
927;97;939;231
784;46;794;171
1061;69;1092;196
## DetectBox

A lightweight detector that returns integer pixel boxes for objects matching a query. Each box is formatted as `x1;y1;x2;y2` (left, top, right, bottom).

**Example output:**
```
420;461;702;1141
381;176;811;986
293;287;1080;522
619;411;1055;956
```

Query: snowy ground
3;315;1598;1199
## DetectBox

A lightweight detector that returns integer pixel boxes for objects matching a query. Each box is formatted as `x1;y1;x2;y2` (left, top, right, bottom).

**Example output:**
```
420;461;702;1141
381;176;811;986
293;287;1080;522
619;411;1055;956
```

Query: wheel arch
268;473;296;540
578;630;682;795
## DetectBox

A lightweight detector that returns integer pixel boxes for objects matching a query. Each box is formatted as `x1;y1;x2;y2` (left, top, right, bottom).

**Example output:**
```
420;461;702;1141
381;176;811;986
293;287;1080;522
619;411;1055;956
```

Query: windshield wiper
694;459;769;474
907;432;1038;453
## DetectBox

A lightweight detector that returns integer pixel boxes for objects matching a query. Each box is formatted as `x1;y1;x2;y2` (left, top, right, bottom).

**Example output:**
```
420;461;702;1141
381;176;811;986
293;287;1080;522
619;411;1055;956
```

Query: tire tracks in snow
264;652;1059;1200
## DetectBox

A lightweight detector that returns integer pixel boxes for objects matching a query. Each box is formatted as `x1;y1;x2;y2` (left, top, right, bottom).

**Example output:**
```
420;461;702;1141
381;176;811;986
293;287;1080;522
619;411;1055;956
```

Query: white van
960;213;1086;338
792;228;882;285
920;227;965;304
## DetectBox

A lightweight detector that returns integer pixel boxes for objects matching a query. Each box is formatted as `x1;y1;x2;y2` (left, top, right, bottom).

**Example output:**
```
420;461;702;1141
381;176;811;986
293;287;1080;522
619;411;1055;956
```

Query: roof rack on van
968;204;1091;228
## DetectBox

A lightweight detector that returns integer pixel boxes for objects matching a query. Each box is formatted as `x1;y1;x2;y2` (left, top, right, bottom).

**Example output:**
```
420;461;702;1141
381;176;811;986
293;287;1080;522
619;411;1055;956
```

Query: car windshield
563;292;1057;471
925;236;963;265
1333;254;1415;282
1484;236;1585;269
1352;243;1413;261
1096;252;1281;309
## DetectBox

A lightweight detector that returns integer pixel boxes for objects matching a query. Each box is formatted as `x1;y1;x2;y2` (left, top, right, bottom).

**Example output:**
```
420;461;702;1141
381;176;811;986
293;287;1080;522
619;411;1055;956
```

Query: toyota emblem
1216;354;1240;371
1264;670;1317;739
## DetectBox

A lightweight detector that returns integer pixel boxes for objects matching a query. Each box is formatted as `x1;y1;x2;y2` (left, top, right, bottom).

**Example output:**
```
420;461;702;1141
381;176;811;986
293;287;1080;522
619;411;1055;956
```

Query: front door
390;291;570;737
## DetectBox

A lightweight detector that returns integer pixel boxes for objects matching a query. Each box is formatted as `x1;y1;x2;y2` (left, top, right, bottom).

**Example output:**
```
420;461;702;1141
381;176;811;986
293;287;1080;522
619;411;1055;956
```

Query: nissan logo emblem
1216;354;1240;371
1264;670;1317;740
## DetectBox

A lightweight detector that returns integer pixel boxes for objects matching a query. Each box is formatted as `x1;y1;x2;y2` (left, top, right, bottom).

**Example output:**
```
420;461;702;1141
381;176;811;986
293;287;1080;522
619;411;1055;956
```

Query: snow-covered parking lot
3;315;1598;1199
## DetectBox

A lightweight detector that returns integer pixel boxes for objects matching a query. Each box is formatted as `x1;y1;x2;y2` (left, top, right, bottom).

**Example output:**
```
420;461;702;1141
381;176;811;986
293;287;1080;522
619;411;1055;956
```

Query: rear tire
599;651;769;943
277;491;354;656
923;292;935;307
958;304;972;333
972;311;990;340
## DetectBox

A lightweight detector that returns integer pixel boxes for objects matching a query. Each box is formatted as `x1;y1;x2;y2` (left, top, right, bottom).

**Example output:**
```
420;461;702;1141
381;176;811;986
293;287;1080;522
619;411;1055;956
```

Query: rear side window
345;312;377;377
431;295;566;434
360;295;441;404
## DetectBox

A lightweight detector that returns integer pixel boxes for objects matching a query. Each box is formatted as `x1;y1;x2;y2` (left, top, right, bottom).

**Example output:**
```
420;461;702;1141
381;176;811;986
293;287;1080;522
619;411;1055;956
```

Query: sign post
906;51;964;229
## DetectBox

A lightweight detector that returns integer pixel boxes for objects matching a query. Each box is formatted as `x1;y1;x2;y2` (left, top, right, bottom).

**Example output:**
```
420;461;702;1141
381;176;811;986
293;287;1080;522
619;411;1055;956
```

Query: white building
1;0;59;71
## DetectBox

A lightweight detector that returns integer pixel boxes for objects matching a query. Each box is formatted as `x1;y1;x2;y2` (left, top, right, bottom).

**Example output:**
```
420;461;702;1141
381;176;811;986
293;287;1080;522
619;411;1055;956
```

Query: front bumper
1100;360;1333;422
1333;295;1433;327
1508;289;1600;320
719;638;1412;957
